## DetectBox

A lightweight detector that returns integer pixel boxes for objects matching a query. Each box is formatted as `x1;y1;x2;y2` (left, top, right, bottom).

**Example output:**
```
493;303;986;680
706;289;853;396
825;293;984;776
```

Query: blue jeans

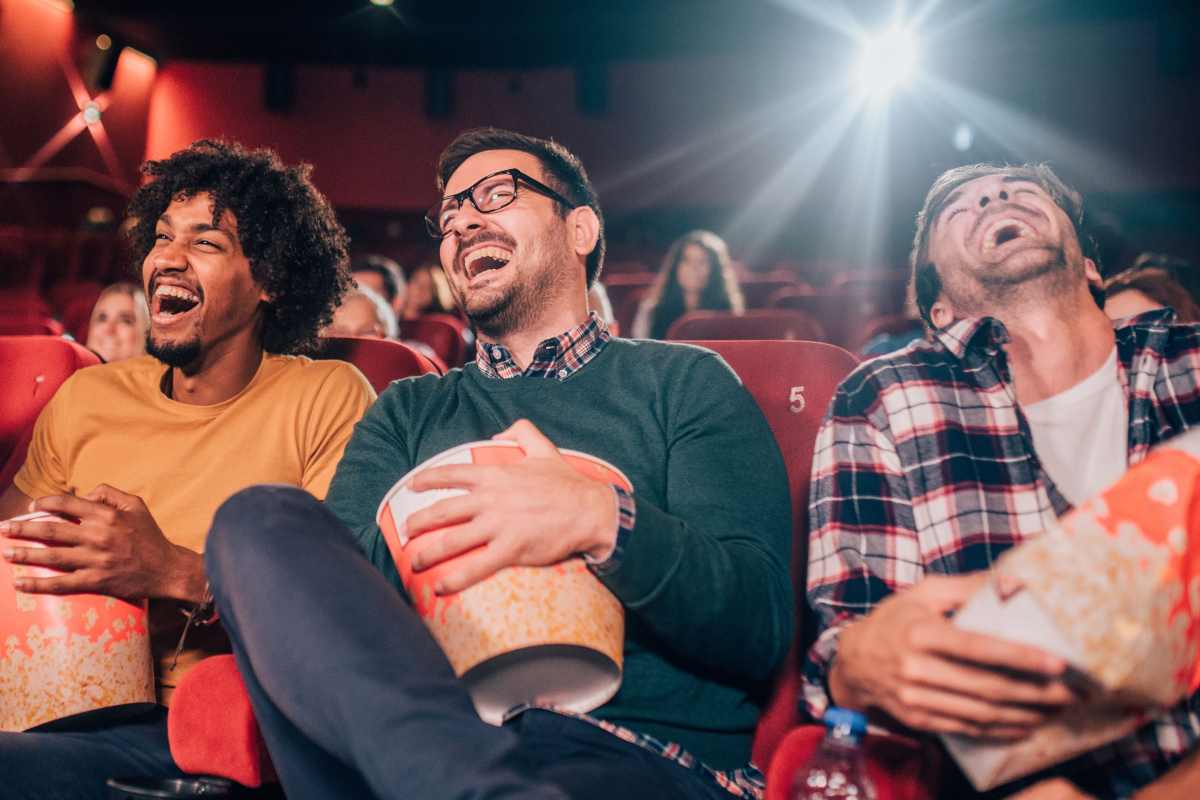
0;707;184;800
205;485;739;800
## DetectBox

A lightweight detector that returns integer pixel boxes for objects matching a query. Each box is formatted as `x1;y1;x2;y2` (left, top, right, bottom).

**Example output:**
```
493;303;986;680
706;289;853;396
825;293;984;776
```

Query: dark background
3;0;1198;278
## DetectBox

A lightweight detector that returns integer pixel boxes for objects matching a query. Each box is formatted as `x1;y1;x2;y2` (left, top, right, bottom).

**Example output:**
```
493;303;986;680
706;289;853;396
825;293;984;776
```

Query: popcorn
945;430;1200;789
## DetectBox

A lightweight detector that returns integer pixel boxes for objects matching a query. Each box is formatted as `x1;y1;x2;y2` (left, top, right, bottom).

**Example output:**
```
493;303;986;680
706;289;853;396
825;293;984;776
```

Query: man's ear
568;206;600;260
930;300;955;329
1083;257;1102;285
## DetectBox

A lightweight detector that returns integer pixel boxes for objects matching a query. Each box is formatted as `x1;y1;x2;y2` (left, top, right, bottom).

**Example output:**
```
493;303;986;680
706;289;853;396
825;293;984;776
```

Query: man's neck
168;334;265;406
994;289;1116;405
479;305;590;371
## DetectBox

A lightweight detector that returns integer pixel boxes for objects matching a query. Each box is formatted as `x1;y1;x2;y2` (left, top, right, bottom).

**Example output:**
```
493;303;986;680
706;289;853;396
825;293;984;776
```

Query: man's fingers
407;523;490;572
492;419;559;459
409;464;495;493
83;483;140;511
12;570;103;596
431;544;511;595
3;544;94;572
914;621;1066;678
405;494;482;539
903;652;1076;708
910;572;990;612
894;685;1043;737
0;520;85;546
32;494;111;523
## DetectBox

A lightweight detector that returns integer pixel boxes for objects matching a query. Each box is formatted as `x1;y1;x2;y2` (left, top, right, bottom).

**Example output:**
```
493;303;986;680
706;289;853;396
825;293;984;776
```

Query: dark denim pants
204;485;739;800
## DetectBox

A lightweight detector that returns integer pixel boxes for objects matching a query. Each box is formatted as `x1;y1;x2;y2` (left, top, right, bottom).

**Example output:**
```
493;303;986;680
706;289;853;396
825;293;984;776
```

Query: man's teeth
465;247;512;276
155;285;200;303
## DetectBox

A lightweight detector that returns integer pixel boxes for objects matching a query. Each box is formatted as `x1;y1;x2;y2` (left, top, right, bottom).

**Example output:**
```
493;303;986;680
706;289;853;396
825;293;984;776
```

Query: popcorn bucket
377;441;628;725
1;512;155;731
945;430;1200;789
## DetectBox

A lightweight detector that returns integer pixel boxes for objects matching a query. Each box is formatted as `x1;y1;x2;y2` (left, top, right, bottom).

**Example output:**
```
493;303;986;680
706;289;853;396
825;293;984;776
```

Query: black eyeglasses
424;168;576;239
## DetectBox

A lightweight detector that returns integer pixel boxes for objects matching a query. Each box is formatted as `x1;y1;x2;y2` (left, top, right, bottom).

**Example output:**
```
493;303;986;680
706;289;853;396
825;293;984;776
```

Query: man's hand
0;484;205;602
1009;778;1095;800
403;419;618;595
830;574;1078;740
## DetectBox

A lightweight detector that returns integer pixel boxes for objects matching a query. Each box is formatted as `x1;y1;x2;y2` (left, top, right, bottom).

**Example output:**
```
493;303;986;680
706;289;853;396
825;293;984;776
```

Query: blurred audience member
587;282;618;335
352;255;406;318
631;230;744;339
1104;265;1200;322
402;262;455;320
85;282;150;363
324;284;399;339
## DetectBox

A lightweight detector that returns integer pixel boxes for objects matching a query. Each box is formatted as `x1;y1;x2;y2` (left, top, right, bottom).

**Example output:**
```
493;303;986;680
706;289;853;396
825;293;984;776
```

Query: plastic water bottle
791;707;876;799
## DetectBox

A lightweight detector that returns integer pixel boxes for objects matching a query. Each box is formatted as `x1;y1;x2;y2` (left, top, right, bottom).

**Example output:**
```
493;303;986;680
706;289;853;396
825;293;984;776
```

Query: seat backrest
667;309;826;342
0;336;101;491
316;336;442;394
0;317;65;337
684;339;858;768
399;313;470;367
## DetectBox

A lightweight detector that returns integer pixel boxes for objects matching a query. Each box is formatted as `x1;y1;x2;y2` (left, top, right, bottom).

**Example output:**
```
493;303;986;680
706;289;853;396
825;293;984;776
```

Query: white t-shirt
1022;347;1128;506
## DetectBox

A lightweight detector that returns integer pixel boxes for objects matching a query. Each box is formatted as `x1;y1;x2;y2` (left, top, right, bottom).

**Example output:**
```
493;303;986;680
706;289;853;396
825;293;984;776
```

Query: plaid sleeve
801;380;922;719
585;485;635;576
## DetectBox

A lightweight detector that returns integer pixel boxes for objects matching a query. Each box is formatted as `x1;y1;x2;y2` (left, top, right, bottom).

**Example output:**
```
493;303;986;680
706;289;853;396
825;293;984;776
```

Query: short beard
463;230;573;339
950;245;1077;318
145;333;202;369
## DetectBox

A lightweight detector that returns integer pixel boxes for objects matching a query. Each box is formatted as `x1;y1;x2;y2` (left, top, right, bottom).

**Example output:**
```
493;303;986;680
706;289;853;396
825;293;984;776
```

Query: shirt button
557;368;568;379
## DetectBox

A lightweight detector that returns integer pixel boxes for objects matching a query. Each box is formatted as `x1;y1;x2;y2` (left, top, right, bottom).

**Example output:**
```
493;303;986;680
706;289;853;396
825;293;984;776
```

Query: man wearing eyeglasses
201;128;793;800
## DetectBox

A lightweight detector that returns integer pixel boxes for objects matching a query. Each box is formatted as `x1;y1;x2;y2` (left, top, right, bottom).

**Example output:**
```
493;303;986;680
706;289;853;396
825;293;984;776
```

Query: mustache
968;202;1044;244
454;232;517;274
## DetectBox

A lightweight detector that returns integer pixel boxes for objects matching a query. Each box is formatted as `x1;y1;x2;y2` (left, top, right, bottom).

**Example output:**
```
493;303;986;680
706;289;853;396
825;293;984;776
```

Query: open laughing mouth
150;282;202;326
463;246;512;281
980;218;1036;257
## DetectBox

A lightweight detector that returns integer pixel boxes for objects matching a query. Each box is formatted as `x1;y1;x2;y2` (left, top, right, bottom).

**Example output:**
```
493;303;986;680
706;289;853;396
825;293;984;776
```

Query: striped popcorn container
1;512;155;731
377;440;629;725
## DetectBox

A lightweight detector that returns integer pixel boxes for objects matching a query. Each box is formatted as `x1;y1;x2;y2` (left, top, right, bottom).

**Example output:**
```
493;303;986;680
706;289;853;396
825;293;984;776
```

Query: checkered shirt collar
475;312;612;381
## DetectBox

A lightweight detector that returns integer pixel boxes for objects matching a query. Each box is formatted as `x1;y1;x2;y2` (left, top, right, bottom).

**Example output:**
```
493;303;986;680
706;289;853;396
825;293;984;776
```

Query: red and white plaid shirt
804;309;1200;798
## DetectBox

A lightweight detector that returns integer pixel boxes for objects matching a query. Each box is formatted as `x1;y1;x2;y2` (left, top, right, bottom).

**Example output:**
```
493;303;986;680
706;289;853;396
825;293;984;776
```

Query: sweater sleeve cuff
801;614;854;722
584;485;635;577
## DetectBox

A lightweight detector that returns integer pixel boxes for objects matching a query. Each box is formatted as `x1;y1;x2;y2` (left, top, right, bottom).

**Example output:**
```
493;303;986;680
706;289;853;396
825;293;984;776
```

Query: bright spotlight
369;0;394;5
953;122;974;151
856;26;918;97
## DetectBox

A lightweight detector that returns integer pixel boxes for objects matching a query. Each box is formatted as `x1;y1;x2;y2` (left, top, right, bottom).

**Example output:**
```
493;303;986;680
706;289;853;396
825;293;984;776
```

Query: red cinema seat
666;309;826;342
738;275;801;309
0;336;100;490
0;315;65;337
316;335;443;394
398;313;472;367
683;340;857;768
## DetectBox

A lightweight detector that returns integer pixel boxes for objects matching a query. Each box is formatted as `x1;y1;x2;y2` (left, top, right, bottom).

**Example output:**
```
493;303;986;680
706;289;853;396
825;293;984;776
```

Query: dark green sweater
325;338;793;769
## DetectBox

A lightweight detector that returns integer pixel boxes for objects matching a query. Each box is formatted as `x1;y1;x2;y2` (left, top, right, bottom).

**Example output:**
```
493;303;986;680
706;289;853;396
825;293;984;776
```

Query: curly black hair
125;139;351;354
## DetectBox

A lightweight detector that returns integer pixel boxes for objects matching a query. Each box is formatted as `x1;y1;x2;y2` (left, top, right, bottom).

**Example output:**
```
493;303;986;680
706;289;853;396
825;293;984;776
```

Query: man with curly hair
0;139;375;795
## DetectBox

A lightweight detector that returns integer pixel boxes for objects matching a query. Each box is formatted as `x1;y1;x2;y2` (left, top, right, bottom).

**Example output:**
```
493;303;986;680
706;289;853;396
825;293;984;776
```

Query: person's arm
0;484;32;521
804;385;1074;739
298;363;377;500
1134;747;1200;800
324;386;417;593
629;298;653;339
581;353;793;679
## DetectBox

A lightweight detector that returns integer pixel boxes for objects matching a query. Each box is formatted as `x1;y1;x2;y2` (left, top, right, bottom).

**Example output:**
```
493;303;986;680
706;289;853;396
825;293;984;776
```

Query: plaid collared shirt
478;313;764;797
804;309;1200;798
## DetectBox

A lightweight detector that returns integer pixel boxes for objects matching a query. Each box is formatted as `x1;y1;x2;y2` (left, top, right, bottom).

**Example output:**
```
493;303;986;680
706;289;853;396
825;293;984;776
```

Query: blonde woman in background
86;282;149;363
631;230;744;339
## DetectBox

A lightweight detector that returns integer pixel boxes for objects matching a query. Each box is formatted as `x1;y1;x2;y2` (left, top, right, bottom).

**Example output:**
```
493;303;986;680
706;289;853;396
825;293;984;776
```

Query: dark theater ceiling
69;0;1199;70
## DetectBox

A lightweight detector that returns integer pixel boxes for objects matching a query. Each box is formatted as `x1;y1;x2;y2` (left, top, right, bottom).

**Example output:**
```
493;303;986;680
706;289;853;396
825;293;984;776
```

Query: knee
206;484;318;577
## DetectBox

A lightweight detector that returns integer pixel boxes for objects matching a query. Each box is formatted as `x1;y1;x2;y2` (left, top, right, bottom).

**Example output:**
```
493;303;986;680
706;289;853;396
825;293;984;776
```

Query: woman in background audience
401;262;455;320
323;284;398;339
85;282;149;363
631;229;744;339
1104;264;1200;322
351;254;406;319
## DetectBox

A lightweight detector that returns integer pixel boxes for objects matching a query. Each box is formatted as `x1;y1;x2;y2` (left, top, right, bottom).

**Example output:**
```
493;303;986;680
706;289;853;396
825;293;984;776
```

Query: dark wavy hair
125;139;352;354
647;230;744;340
435;127;605;287
908;163;1102;328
